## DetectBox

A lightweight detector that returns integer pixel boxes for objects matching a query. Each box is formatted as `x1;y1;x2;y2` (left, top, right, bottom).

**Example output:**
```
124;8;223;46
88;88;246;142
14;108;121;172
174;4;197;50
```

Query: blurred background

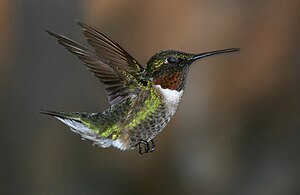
1;0;299;194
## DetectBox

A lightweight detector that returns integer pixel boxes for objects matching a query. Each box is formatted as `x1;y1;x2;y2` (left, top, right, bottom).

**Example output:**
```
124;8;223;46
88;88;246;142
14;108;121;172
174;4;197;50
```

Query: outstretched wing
77;21;144;74
46;21;145;105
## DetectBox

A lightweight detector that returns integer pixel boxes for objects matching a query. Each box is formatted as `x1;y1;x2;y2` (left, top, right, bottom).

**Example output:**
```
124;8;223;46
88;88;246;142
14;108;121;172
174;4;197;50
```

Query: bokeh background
1;0;299;194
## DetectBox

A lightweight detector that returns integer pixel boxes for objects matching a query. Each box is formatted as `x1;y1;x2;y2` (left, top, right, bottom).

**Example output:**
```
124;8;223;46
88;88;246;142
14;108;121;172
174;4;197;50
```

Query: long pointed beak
189;48;240;62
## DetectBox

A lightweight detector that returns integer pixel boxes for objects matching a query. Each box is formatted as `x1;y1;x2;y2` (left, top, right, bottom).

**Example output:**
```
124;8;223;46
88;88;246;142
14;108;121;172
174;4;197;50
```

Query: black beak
190;48;240;62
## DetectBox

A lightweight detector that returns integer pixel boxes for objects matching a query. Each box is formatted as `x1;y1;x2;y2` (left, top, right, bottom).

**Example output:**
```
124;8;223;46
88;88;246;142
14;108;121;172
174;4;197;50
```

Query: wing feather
46;28;145;105
77;21;144;73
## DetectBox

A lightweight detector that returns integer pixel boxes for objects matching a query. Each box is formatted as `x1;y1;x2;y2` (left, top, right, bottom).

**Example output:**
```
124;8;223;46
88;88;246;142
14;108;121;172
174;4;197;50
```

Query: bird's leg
149;139;155;153
138;140;149;155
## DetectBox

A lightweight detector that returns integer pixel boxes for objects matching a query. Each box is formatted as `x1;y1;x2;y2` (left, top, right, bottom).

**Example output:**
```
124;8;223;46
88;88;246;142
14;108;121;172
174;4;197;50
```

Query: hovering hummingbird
41;21;239;154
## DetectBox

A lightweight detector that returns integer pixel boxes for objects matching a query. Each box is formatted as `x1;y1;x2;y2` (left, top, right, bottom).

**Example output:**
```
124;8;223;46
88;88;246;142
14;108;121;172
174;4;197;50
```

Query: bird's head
146;48;239;91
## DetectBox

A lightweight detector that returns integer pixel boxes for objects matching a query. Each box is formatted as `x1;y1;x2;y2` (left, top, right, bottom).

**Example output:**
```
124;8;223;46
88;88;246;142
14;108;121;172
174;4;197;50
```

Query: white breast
154;85;183;115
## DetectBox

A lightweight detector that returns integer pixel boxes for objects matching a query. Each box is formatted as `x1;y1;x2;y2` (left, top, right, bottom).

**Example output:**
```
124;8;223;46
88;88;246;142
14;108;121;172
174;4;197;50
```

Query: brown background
1;0;299;194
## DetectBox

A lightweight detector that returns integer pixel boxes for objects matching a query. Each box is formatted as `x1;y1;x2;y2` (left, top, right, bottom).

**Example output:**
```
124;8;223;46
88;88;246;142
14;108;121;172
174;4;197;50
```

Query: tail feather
40;109;113;148
40;109;78;120
40;109;84;130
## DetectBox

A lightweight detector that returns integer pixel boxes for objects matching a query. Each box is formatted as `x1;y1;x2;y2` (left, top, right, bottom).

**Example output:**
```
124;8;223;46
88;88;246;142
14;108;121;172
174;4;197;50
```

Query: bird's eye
166;56;179;64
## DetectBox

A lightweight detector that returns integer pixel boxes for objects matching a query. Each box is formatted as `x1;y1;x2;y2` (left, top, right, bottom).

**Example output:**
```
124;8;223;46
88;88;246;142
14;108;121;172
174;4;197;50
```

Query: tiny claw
137;140;149;155
150;140;155;153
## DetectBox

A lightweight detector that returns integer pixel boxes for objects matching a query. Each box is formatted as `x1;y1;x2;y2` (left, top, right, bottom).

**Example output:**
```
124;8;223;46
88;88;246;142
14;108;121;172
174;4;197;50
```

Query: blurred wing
46;29;145;105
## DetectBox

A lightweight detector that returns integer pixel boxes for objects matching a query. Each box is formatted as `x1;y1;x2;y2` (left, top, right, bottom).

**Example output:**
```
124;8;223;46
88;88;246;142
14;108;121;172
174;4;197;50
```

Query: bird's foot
137;139;155;155
149;140;155;153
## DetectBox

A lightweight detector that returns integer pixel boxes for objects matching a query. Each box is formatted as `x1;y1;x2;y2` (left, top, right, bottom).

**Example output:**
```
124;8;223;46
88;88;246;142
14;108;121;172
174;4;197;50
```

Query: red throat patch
153;72;182;90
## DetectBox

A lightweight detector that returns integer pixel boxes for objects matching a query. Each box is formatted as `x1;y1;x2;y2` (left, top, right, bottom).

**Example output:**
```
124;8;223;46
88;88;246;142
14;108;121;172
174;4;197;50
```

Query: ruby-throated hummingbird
41;21;239;154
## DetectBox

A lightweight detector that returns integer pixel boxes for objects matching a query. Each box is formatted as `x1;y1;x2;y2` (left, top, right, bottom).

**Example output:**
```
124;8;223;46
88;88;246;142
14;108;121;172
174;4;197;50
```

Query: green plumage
41;88;168;150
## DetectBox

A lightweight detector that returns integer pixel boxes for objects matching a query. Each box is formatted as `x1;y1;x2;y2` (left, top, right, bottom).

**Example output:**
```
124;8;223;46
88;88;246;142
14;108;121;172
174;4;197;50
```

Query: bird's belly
98;87;182;150
126;103;178;148
124;85;183;148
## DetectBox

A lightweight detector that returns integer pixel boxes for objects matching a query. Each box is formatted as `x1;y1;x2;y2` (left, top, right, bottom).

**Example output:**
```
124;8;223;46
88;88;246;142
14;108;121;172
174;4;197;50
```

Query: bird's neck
153;72;185;91
154;84;184;115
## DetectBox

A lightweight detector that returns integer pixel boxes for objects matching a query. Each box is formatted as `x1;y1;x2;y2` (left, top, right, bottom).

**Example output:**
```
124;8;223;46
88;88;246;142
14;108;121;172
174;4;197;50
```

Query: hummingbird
41;21;239;154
